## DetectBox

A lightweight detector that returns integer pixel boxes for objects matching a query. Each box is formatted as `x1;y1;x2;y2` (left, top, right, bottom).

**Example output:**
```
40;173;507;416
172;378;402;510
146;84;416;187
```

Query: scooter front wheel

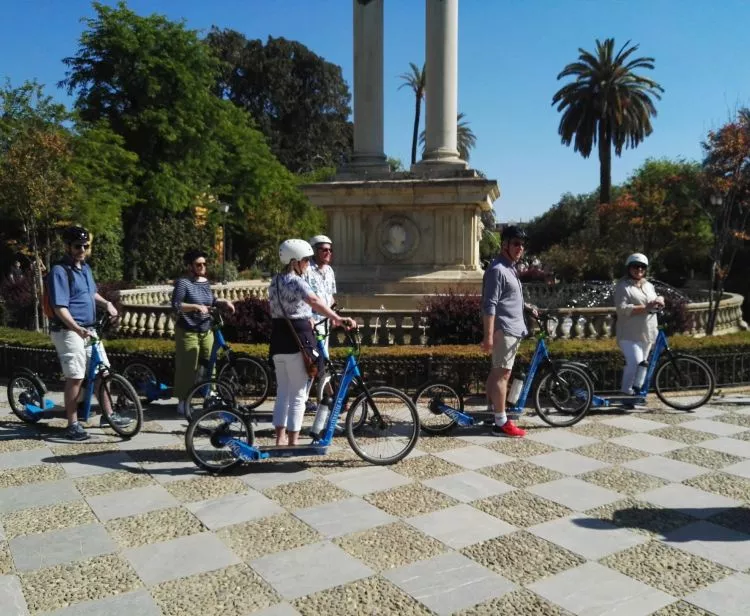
413;382;461;434
7;372;45;423
534;364;593;427
185;407;251;473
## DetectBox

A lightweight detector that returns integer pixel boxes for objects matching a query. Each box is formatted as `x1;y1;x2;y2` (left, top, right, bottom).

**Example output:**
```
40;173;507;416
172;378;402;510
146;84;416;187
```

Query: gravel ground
684;472;750;501
637;411;694;425
106;506;205;548
150;563;279;616
18;553;142;613
412;436;466;453
707;506;750;533
586;498;694;538
456;588;575;615
568;422;632;440
664;446;745;469
364;483;458;518
714;413;750;428
601;540;732;595
49;440;120;457
488;438;555;458
216;513;322;561
0;438;45;454
263;477;350;509
648;426;716;445
75;469;156;497
2;500;96;539
572;442;648;464
164;475;247;503
473;489;571;527
294;576;433;616
334;522;446;571
579;467;666;496
733;429;750;441
479;460;565;488
0;541;12;574
462;531;585;584
392;455;464;480
0;463;64;488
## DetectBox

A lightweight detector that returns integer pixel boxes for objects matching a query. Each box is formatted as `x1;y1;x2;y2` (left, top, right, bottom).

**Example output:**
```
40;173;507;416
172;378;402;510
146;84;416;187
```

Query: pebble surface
573;442;648;464
18;553;142;613
456;589;575;615
334;522;446;571
602;540;732;595
263;477;350;510
0;541;12;574
462;531;585;584
488;438;555;458
586;498;693;537
2;500;96;539
364;483;457;518
473;489;571;527
648;426;716;445
580;467;666;496
684;472;750;501
106;506;205;548
164;475;247;503
75;469;155;497
151;563;278;616
294;576;432;616
216;513;322;560
479;460;565;488
664;446;744;469
0;463;65;489
392;455;464;480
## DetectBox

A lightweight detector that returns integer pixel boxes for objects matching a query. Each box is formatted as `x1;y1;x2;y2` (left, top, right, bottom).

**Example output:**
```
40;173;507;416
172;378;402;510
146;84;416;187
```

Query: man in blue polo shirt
481;225;537;438
49;226;123;441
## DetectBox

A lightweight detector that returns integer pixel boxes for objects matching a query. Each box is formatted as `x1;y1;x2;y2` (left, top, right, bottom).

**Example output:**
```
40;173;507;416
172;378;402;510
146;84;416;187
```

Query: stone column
416;0;467;173
347;0;389;175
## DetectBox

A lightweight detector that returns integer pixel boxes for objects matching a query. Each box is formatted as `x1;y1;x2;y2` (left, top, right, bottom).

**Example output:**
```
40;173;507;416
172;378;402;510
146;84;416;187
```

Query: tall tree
398;62;425;166
206;29;352;173
61;3;316;280
552;38;664;204
419;112;477;162
701;108;750;334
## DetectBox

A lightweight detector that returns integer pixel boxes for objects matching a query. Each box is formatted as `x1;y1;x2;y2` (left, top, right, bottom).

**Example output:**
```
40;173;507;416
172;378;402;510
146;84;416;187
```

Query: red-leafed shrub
0;276;35;328
419;290;482;345
223;297;273;343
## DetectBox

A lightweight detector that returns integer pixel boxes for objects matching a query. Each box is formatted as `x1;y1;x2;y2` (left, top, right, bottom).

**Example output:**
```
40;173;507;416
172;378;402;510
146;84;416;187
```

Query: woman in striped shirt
171;249;235;415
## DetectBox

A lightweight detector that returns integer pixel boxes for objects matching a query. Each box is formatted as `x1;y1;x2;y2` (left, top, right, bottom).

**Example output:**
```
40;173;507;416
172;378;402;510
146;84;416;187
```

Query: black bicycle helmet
62;226;90;244
183;248;208;266
501;224;528;243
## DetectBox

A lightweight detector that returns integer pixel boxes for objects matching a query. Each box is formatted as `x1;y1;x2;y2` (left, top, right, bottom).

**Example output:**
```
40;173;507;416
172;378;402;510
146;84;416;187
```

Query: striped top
171;277;216;332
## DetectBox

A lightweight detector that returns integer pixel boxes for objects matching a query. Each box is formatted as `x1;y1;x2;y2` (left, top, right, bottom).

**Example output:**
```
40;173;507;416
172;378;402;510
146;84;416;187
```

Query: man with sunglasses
49;226;120;441
480;224;537;438
304;235;337;351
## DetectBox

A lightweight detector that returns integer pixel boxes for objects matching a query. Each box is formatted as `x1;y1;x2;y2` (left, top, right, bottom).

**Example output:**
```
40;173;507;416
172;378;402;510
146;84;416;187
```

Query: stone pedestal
301;176;499;308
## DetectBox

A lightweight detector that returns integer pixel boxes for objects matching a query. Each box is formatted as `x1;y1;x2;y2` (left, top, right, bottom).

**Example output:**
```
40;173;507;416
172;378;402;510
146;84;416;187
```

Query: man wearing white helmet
304;234;337;354
614;253;665;407
268;239;353;446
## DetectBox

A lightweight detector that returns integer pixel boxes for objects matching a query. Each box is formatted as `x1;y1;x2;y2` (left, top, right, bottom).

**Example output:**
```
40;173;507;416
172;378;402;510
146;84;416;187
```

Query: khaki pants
174;326;215;400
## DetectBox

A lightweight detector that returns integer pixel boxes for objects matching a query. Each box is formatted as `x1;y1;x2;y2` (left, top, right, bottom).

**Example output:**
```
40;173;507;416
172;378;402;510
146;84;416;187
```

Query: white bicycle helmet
625;253;649;268
309;234;332;247
279;239;314;265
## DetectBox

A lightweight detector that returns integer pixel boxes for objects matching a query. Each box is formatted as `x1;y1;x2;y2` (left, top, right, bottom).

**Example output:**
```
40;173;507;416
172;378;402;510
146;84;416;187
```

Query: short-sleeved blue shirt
50;258;97;326
268;273;313;319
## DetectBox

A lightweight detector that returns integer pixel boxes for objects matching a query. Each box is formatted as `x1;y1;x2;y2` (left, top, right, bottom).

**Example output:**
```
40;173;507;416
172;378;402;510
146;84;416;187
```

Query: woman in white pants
614;253;665;407
268;239;354;446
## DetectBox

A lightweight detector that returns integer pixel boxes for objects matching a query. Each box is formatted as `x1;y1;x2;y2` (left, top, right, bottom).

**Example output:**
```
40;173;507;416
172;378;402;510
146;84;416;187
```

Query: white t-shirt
304;261;336;319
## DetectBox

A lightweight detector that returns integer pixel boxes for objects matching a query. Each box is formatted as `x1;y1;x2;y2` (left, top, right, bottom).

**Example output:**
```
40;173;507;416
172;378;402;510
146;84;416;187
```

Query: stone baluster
393;314;405;345
360;315;374;346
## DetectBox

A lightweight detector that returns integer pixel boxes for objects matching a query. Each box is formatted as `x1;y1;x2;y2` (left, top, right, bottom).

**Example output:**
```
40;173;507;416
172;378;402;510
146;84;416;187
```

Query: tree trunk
410;94;421;166
598;123;612;205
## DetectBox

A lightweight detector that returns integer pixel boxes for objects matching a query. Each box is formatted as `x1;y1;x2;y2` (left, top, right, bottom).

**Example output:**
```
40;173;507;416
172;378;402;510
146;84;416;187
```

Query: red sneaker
492;420;526;438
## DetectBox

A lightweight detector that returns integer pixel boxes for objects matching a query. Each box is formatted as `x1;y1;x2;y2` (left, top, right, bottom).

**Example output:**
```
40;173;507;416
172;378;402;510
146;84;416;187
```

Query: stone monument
301;0;499;309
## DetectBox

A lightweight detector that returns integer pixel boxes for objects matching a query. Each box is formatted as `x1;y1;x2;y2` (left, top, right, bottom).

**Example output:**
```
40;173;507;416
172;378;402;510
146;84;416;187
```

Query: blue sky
3;0;750;221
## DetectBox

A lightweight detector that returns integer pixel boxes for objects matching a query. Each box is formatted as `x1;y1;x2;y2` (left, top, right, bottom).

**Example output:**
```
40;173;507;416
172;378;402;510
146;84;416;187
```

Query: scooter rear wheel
7;372;44;424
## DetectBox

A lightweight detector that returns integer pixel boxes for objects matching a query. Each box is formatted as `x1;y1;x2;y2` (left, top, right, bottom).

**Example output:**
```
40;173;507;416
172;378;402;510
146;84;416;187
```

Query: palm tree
552;38;664;204
398;62;425;166
419;112;477;162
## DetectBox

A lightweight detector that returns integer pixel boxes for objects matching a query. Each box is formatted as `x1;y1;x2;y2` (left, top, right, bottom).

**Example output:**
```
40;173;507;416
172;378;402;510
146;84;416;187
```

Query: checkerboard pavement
2;393;750;615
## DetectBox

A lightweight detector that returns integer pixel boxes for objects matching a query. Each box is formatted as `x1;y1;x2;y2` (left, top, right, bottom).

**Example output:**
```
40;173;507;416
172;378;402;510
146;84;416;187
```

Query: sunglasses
317;248;332;254
193;262;207;268
510;240;525;248
73;243;90;250
630;264;647;270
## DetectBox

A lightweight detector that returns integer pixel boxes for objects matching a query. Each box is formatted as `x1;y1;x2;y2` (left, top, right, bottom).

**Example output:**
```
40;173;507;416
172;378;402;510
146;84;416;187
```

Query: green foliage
419;112;476;162
398;62;425;166
0;79;68;153
207;29;353;173
88;221;124;282
130;209;219;283
552;38;663;204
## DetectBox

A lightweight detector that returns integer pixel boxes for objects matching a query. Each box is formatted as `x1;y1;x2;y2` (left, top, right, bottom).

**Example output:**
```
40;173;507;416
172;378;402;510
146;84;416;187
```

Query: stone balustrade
116;282;746;343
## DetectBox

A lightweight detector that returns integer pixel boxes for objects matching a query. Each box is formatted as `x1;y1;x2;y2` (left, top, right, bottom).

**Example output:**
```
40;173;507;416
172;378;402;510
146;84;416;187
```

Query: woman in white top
614;253;665;398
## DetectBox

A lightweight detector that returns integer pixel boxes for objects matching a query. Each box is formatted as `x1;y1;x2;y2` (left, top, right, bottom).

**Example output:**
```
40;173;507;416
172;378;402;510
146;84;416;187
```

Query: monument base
301;174;499;310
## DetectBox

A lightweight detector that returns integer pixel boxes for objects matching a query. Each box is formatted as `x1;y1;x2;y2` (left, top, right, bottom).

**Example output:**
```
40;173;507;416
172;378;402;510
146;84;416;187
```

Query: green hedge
3;326;750;363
